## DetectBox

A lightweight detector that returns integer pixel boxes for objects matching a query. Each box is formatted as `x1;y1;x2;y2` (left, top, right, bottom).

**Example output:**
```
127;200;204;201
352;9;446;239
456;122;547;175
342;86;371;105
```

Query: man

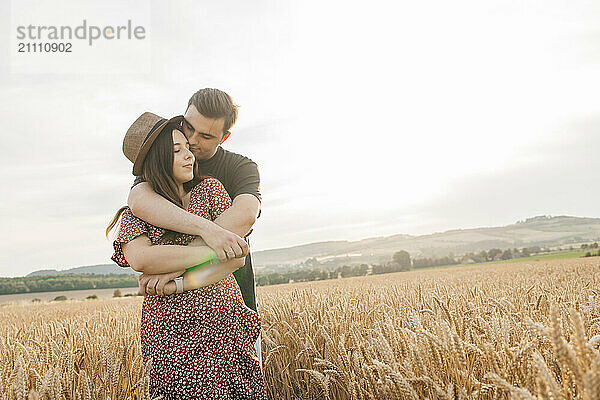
127;88;262;352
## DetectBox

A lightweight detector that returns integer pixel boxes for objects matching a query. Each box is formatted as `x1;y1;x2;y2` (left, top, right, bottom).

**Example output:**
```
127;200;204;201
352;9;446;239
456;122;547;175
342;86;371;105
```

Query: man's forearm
128;182;212;235
213;194;260;238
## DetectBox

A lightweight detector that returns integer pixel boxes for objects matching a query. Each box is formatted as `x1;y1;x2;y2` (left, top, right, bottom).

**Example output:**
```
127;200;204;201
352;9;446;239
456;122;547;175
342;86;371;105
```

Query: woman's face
172;129;195;184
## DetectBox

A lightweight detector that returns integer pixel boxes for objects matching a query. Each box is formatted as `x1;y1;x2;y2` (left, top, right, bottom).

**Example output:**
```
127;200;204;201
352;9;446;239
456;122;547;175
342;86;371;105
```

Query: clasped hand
138;270;185;296
201;223;249;261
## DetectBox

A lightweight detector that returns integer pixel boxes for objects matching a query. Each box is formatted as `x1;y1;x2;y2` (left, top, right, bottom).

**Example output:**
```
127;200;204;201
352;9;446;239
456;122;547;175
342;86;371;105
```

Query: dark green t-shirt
132;146;261;311
184;146;261;204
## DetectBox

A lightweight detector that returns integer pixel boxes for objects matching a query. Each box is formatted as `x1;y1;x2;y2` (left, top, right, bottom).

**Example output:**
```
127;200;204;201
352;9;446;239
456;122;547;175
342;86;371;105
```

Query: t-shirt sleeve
111;208;149;268
229;157;261;203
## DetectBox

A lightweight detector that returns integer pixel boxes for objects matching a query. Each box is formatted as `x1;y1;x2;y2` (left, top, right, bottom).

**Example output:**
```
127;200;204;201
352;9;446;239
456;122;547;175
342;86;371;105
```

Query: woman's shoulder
189;177;227;196
188;177;232;219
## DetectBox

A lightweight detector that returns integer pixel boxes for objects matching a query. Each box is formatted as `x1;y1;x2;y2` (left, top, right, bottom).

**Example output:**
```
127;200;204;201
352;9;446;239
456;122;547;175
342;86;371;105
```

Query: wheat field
2;258;600;399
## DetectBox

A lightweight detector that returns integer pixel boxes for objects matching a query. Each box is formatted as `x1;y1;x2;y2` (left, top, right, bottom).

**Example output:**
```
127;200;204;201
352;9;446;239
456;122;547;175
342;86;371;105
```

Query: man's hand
138;270;185;296
200;222;249;262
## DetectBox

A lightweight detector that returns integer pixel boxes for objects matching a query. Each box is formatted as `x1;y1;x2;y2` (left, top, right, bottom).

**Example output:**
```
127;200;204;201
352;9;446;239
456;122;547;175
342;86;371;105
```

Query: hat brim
132;115;184;176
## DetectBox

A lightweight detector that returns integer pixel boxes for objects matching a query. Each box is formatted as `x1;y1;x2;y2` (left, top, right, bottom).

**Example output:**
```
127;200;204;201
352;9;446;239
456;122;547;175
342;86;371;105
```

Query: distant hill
252;215;600;268
27;264;135;277
24;215;600;276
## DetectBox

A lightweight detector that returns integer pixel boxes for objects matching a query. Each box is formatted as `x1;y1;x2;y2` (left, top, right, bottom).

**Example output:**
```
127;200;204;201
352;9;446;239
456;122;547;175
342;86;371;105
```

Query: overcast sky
0;0;599;277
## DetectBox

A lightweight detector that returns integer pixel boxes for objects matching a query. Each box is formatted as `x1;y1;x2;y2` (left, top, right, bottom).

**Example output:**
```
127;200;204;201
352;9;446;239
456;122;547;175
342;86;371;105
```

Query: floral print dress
112;178;266;399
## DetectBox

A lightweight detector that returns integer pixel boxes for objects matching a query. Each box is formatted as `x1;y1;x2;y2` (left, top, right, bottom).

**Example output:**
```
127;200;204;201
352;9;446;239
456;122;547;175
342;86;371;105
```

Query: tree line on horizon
1;244;598;295
0;273;139;295
255;244;598;286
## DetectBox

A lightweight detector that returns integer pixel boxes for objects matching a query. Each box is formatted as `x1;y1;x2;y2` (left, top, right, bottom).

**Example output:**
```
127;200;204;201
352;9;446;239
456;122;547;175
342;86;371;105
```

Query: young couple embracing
107;88;266;399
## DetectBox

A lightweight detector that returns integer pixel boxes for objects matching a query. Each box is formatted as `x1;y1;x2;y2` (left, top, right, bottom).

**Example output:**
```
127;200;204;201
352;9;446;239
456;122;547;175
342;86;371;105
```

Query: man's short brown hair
187;88;238;135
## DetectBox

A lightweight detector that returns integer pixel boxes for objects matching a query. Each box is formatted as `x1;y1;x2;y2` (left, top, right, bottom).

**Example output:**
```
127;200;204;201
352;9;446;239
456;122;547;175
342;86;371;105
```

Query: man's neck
199;146;221;163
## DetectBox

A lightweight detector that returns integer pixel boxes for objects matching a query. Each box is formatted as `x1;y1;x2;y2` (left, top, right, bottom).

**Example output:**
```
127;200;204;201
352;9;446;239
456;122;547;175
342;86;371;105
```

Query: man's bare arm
128;182;248;260
213;194;260;238
186;194;260;250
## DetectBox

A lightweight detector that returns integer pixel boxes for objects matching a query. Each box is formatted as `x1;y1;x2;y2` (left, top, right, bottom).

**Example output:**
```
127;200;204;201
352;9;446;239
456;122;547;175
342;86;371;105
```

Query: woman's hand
138;270;185;296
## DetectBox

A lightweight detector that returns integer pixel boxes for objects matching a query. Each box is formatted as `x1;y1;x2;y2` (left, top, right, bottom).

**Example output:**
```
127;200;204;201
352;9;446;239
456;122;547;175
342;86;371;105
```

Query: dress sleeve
111;208;149;268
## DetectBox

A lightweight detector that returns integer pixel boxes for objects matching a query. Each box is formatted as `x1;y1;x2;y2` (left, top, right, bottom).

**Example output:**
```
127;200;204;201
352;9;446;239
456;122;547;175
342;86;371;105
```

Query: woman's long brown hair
106;123;200;239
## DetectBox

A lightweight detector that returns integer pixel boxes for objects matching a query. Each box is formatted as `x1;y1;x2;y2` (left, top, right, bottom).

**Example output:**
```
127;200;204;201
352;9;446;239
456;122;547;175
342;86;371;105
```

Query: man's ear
220;131;231;144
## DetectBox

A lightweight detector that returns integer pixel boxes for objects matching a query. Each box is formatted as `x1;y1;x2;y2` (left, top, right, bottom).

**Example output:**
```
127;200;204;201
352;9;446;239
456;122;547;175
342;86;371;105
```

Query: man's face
182;104;226;161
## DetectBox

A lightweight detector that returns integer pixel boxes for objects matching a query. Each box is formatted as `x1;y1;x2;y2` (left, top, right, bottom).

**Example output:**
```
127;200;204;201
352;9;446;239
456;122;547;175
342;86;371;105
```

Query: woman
107;112;266;399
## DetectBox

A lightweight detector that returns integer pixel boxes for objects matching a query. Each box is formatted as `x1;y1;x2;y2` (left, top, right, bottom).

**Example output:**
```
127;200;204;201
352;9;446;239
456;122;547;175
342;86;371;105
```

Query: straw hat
123;112;184;175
